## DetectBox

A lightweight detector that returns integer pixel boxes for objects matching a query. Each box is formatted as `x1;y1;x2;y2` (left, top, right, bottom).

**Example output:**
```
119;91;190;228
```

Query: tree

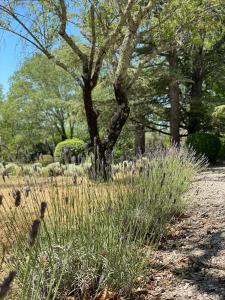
0;0;156;178
9;54;79;141
130;0;225;144
0;85;4;101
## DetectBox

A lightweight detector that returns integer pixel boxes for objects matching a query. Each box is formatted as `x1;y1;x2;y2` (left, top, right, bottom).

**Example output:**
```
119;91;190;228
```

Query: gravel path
145;167;225;300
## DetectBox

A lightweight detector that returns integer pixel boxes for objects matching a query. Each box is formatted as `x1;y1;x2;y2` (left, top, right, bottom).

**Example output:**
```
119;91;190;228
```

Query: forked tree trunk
97;80;130;180
104;79;130;152
69;120;75;138
82;78;130;181
82;81;109;180
82;81;99;148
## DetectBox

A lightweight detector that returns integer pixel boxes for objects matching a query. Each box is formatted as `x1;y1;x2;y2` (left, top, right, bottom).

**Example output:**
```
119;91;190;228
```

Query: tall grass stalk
0;147;205;299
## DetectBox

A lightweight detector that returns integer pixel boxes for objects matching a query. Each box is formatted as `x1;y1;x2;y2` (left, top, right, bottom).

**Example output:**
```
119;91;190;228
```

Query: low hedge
186;133;221;163
54;138;85;163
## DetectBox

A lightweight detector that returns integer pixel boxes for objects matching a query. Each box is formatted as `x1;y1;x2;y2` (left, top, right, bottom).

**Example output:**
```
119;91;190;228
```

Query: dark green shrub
54;138;85;163
186;133;221;163
218;137;225;161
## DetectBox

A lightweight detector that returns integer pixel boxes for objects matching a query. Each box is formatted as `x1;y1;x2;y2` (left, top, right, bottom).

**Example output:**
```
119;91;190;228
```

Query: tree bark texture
188;71;203;134
168;49;181;146
134;125;145;156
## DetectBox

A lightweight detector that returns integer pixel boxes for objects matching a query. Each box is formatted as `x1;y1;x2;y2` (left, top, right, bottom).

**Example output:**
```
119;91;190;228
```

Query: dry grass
0;174;129;249
0;148;205;299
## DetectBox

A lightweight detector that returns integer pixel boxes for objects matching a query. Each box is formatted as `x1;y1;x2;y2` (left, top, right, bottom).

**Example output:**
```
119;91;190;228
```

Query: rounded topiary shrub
186;133;221;163
54;138;85;164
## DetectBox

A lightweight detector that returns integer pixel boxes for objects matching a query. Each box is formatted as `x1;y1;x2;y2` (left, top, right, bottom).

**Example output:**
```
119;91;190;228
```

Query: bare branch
88;4;96;77
130;118;171;136
0;26;44;52
115;1;154;84
58;0;88;65
0;5;47;52
91;0;136;88
0;3;83;86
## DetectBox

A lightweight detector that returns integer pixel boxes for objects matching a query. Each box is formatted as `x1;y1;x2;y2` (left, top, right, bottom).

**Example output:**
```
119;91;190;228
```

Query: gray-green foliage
0;147;204;299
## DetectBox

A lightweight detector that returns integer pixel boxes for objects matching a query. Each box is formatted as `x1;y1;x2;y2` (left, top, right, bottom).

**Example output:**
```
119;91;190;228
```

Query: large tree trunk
82;81;110;180
134;125;145;156
104;79;130;152
82;82;99;148
82;79;130;180
168;49;180;146
188;72;203;134
169;81;180;146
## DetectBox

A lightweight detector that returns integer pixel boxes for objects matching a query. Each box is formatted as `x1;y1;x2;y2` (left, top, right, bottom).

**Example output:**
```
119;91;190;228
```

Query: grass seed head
23;185;31;197
0;194;3;205
64;196;69;204
13;190;21;207
160;172;166;187
72;175;77;185
29;219;41;246
40;202;47;219
0;270;17;299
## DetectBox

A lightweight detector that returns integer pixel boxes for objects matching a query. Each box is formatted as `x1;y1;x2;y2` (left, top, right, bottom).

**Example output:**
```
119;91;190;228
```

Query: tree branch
130;118;188;136
88;3;96;77
115;1;154;85
0;5;83;86
91;0;136;88
57;0;88;66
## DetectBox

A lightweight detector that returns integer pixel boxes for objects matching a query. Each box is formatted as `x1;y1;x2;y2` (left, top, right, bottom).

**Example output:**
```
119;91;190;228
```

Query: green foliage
54;138;85;163
164;135;171;148
0;84;4;101
186;133;221;163
212;105;225;134
0;163;19;176
39;154;54;167
41;162;64;177
0;162;43;177
112;124;134;161
0;54;84;162
0;1;224;161
1;147;204;299
218;137;225;161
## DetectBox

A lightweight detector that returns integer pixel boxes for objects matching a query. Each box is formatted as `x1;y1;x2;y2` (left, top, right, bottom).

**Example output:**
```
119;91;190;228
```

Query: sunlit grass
0;147;205;299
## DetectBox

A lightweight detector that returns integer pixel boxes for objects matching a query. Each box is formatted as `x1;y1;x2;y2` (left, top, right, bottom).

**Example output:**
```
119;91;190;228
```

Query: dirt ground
144;166;225;300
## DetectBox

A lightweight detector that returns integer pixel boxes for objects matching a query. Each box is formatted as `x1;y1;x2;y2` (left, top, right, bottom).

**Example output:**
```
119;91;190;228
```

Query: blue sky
0;29;81;96
0;3;83;96
0;31;29;94
0;31;36;95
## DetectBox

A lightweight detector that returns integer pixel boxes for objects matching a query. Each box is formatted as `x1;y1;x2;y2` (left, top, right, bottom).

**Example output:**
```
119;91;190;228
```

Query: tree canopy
0;0;224;165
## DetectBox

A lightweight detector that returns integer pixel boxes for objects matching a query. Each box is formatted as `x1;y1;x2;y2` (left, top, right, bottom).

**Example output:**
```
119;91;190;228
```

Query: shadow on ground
172;230;225;298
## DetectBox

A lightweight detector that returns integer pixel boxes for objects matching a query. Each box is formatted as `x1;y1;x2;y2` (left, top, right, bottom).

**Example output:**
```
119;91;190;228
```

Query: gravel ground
144;167;225;300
